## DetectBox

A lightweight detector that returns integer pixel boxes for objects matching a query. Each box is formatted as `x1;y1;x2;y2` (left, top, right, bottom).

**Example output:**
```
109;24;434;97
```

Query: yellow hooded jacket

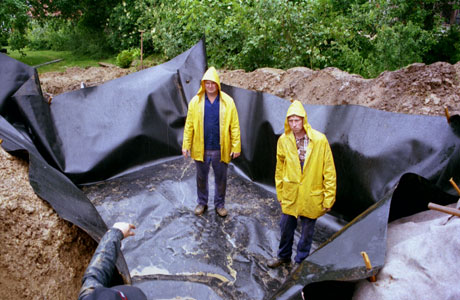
182;67;241;163
275;100;336;219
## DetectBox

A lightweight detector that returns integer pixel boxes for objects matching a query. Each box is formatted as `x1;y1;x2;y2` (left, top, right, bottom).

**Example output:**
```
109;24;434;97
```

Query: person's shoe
216;206;228;217
291;262;303;279
194;204;207;216
267;257;291;268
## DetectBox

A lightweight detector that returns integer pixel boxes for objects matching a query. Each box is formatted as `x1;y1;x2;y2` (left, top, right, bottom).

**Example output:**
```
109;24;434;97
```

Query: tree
0;0;29;51
1;0;122;53
26;0;121;29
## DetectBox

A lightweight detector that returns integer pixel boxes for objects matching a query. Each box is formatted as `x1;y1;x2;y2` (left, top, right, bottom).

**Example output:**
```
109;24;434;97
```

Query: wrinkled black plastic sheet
1;40;459;299
81;156;345;299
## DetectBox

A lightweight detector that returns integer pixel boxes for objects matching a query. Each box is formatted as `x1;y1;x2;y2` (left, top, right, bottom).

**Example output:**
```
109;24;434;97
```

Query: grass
5;47;167;74
5;47;118;74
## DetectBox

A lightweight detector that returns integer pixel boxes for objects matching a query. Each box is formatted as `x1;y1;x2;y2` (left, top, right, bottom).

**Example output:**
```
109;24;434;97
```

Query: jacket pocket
282;181;298;204
310;186;325;211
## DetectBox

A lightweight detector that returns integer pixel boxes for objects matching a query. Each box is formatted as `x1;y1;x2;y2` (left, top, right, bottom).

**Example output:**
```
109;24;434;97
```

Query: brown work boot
194;204;207;216
267;257;291;268
215;206;228;217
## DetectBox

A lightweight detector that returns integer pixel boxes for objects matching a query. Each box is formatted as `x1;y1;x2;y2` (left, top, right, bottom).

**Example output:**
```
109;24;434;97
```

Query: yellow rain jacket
275;100;336;219
182;67;241;163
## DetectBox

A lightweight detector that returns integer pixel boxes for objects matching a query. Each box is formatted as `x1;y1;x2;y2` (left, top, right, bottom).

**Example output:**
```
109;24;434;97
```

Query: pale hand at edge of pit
113;222;136;239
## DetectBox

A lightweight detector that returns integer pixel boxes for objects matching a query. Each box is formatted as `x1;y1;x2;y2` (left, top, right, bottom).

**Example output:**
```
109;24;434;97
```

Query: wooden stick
449;178;460;196
428;202;460;217
360;251;376;282
445;107;451;123
139;30;145;70
33;58;63;69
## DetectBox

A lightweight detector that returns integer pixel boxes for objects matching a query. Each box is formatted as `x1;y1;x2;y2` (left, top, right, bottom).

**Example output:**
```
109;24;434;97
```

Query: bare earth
1;61;459;298
219;62;460;116
0;147;96;299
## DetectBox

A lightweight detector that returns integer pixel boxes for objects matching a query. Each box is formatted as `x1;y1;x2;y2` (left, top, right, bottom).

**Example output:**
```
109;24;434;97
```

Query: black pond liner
1;40;459;299
80;156;343;299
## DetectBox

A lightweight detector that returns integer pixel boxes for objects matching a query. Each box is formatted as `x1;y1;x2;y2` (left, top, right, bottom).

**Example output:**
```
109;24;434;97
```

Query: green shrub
424;25;460;64
27;25;51;50
67;28;113;58
25;18;113;58
0;34;9;47
116;49;140;68
106;0;146;52
8;32;28;55
27;20;78;52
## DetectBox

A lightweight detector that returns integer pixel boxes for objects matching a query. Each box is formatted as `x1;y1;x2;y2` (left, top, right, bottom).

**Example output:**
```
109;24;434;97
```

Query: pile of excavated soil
219;61;460;116
1;61;459;298
40;65;130;96
0;146;96;299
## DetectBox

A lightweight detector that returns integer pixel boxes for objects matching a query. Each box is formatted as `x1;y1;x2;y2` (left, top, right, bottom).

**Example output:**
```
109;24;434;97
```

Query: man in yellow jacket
268;100;336;268
182;67;241;217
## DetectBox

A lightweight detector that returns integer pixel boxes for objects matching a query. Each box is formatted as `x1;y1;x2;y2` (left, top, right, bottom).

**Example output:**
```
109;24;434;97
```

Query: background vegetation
2;0;459;78
5;48;118;73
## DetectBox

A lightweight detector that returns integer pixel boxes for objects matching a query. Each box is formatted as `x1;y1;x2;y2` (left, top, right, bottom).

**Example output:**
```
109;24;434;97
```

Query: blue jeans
195;150;228;209
277;213;316;264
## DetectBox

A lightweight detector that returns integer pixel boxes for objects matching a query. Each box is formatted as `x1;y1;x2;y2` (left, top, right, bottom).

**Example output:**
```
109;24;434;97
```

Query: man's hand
231;152;241;159
182;149;190;158
113;222;136;239
323;207;331;212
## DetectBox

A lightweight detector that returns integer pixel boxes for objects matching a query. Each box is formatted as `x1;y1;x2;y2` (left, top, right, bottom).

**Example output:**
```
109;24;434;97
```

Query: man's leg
195;157;211;207
294;216;316;264
268;213;297;268
277;213;298;260
210;151;228;209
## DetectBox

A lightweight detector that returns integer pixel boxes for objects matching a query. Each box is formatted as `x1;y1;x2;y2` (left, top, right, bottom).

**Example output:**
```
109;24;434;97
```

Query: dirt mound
2;61;459;298
39;62;460;117
219;61;460;116
0;146;96;299
40;65;130;96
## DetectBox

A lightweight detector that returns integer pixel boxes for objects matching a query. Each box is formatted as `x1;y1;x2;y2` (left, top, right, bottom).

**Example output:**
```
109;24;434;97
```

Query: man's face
288;115;304;135
204;80;218;95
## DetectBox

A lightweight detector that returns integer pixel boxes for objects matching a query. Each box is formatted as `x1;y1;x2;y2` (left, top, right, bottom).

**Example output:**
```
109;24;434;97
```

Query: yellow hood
284;100;311;135
196;66;221;97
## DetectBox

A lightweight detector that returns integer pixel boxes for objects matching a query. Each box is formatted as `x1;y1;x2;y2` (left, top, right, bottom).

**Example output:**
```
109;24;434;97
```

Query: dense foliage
2;0;459;78
2;0;119;57
116;48;140;68
1;0;30;52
